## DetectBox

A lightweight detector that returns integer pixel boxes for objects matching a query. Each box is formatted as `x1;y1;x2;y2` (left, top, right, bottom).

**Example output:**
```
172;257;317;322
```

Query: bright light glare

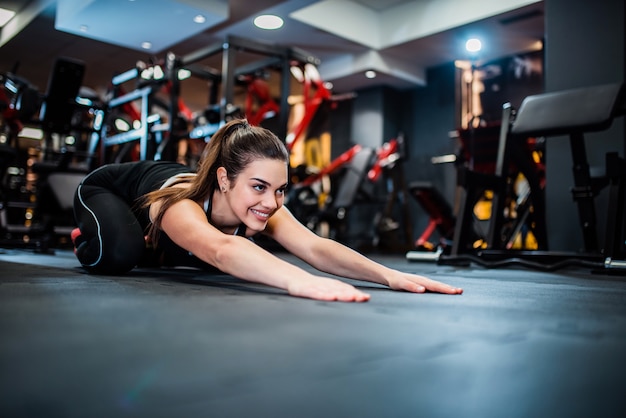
115;119;131;132
153;65;164;79
76;97;93;106
466;38;482;53
19;127;43;140
141;67;153;79
254;15;283;30
0;8;16;27
365;70;376;79
290;66;304;82
178;69;192;80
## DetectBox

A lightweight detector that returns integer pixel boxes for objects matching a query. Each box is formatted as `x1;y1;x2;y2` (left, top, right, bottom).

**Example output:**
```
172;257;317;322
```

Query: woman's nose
262;193;279;209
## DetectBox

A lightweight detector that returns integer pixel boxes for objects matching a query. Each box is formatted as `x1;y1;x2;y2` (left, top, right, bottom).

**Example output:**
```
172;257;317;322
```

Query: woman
73;119;462;302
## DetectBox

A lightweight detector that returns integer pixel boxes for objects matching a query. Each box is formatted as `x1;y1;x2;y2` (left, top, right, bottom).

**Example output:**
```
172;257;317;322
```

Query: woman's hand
287;276;371;302
386;271;463;295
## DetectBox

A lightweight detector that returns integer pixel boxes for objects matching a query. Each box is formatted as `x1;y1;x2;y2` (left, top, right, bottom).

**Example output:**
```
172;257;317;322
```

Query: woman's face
225;158;288;233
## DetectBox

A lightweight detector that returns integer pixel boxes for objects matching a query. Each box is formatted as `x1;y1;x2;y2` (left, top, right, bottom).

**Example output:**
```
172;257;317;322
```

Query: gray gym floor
1;248;625;418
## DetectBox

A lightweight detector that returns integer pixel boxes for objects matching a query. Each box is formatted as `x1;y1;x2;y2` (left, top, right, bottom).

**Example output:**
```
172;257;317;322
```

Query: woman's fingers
289;277;370;302
416;278;463;294
392;275;463;295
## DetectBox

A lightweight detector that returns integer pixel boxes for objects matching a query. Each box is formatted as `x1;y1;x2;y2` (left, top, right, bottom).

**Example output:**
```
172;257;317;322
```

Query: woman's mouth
250;208;271;220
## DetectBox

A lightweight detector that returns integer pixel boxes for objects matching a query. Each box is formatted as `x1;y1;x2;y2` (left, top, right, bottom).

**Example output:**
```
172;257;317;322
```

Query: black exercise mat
1;253;626;418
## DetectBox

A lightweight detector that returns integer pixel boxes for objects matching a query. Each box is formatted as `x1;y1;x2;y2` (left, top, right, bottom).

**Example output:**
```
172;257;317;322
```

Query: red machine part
299;144;362;187
367;138;399;182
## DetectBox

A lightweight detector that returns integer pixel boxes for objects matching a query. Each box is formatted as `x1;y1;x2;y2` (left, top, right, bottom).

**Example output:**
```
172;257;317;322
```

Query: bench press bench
441;82;626;271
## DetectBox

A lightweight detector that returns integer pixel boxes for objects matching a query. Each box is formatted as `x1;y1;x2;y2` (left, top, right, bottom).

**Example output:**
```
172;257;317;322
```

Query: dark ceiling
0;0;545;112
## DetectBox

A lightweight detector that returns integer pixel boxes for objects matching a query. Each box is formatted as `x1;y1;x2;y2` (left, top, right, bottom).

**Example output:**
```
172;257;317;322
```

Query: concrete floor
1;248;626;418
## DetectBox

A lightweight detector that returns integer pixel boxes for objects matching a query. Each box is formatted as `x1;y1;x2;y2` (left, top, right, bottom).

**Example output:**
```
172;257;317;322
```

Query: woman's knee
76;229;145;274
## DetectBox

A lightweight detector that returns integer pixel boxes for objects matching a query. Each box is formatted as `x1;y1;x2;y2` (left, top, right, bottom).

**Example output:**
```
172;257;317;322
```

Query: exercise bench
441;82;626;271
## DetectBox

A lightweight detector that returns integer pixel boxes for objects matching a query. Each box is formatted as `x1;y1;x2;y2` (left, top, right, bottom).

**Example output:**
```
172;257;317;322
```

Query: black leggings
73;181;147;274
73;162;214;274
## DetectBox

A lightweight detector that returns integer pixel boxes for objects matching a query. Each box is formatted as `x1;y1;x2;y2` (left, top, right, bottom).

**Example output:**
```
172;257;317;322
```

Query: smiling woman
72;119;463;301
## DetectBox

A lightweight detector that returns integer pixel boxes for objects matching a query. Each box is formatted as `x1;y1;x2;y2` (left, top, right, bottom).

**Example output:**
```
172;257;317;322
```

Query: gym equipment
172;35;321;144
98;36;323;166
287;145;371;236
313;146;375;242
97;62;169;164
450;121;547;254
39;57;85;135
406;182;455;252
288;134;413;250
285;63;332;153
1;71;41;146
440;82;626;272
244;76;280;126
1;57;98;251
367;135;413;251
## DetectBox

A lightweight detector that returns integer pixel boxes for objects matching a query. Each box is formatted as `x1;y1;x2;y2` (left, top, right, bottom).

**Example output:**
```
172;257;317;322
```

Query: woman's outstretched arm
157;199;370;302
266;207;463;295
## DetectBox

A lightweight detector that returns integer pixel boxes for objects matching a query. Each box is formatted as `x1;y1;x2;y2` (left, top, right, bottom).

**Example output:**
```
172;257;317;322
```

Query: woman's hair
143;118;289;242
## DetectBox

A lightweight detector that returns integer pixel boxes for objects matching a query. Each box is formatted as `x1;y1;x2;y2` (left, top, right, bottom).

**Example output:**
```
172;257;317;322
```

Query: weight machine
437;82;626;272
1;57;102;251
288;134;413;250
96;35;322;166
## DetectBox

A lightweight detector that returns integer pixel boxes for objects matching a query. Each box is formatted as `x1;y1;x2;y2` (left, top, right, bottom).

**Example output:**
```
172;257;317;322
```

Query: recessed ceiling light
193;14;206;24
141;41;152;50
79;25;88;32
465;38;482;53
365;70;376;79
254;14;283;30
0;7;16;27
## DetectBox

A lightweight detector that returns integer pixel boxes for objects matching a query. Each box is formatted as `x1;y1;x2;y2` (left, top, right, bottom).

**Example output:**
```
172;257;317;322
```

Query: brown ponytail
142;119;289;243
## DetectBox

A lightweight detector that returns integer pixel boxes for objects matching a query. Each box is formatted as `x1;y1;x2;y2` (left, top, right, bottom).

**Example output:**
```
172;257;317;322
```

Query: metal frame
440;82;626;272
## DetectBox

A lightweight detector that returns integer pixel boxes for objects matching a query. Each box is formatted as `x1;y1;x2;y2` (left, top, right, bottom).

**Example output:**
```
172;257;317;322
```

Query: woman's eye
253;184;266;191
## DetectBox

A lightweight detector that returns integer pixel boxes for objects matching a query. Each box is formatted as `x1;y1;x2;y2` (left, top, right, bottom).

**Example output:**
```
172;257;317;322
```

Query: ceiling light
141;41;152;50
76;96;93;106
115;118;131;132
141;67;153;79
254;15;283;30
0;7;16;27
153;65;164;80
19;127;43;140
79;25;88;32
193;15;206;24
365;70;376;79
465;38;482;53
